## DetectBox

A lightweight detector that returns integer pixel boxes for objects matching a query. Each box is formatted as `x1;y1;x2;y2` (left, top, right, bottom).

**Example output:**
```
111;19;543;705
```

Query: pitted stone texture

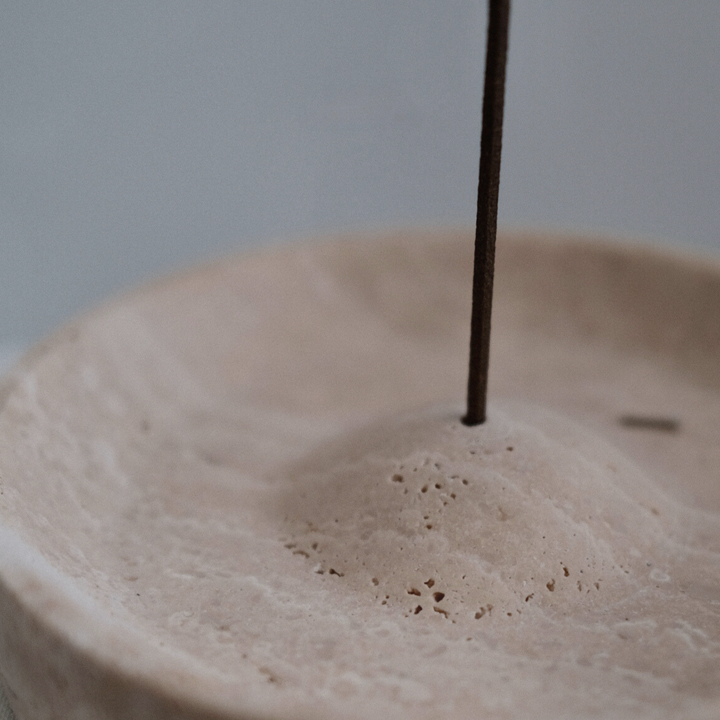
279;403;678;625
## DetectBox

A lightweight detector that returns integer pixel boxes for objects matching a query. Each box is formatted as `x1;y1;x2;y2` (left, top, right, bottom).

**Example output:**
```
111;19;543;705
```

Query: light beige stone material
0;228;718;719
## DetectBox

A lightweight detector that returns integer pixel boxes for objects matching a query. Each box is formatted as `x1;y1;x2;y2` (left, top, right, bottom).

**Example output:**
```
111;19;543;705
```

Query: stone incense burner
0;228;718;719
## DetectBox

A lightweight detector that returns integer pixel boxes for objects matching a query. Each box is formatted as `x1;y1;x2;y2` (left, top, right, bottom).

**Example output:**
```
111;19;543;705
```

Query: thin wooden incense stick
463;0;510;426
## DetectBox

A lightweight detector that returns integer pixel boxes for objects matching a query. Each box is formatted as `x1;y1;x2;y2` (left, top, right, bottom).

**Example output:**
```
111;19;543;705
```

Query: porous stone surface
280;403;681;625
0;229;719;719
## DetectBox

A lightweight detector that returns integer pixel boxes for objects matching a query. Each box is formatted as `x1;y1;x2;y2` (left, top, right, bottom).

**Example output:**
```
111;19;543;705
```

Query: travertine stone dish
0;229;718;720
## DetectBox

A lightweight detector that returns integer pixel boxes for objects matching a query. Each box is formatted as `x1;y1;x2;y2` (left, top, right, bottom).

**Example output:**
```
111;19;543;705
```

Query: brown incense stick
463;0;510;426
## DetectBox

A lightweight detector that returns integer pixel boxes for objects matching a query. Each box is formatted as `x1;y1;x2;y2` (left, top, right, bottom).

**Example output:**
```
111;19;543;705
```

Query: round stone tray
0;229;718;720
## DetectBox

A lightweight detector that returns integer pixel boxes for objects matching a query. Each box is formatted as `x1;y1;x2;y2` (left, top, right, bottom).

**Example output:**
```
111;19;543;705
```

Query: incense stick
463;0;510;426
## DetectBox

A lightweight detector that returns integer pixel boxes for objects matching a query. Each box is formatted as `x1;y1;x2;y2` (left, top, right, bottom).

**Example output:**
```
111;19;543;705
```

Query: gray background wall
2;1;719;349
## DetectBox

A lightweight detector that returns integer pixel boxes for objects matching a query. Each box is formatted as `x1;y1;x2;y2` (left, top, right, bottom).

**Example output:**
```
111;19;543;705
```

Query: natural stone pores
278;403;677;625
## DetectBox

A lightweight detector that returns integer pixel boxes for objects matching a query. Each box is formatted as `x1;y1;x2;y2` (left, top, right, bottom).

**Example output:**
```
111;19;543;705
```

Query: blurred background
1;0;719;362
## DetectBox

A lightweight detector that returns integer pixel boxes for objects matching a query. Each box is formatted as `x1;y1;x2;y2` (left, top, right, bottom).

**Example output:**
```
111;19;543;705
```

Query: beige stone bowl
0;229;719;720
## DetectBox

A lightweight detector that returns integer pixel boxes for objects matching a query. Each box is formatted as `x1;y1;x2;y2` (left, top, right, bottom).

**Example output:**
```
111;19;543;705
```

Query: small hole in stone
414;605;423;614
421;485;428;493
392;474;404;483
462;479;469;486
433;607;449;618
563;566;569;577
433;592;445;602
435;483;442;489
618;415;679;433
372;578;379;586
426;524;433;530
328;568;344;577
525;593;534;602
450;493;456;499
408;588;421;596
425;579;435;588
506;446;513;451
546;580;555;592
